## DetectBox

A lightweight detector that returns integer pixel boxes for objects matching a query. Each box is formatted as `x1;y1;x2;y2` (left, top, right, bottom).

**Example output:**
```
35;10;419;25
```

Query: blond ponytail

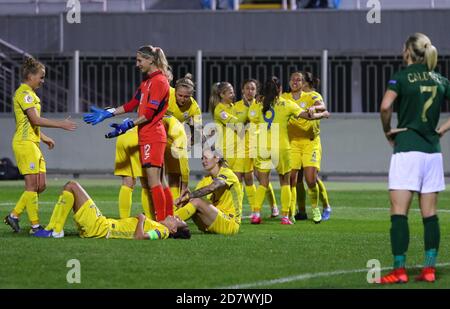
405;33;438;71
424;43;438;71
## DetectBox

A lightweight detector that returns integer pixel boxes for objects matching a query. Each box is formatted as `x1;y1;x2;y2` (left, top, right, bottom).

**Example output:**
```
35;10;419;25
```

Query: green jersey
387;63;450;153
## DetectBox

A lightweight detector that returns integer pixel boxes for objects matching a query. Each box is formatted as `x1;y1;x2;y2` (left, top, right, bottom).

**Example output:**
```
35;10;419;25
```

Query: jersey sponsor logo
150;100;160;106
24;95;34;104
30;162;35;170
144;144;151;160
220;111;228;120
388;80;397;85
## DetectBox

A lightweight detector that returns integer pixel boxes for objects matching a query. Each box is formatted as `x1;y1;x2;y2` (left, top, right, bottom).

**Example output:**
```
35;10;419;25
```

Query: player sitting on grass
174;148;243;235
33;181;190;240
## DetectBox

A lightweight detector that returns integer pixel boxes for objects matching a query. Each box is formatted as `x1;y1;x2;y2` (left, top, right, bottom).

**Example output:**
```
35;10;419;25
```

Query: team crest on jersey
183;112;189;119
29;162;35;170
300;102;306;108
311;151;317;162
250;110;256;117
220;111;228;120
25;95;34;104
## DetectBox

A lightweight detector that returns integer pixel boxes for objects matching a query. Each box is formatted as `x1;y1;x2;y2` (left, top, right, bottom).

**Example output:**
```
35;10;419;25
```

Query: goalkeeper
83;45;173;222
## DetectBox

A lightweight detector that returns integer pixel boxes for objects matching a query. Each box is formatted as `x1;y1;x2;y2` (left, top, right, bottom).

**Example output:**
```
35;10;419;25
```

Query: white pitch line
218;262;450;289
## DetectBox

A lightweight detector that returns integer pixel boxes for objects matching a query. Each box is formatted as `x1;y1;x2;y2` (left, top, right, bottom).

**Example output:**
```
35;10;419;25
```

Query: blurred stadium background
1;0;450;177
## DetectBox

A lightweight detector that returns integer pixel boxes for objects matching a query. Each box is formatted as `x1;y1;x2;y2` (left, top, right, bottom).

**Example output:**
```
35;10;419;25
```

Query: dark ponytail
262;76;281;115
302;72;320;90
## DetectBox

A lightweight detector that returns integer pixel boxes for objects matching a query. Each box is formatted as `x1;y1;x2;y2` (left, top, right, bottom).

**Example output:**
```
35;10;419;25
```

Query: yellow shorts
254;148;291;175
114;128;144;178
290;137;322;170
165;146;190;183
12;141;46;175
224;156;236;171
206;209;240;235
73;199;109;238
232;157;253;173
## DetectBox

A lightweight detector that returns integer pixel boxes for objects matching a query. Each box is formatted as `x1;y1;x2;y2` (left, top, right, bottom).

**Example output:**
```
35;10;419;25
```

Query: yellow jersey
281;91;312;140
213;102;238;158
166;87;202;127
12;83;41;143
107;217;170;240
233;99;254;157
163;114;188;153
302;90;323;138
195;166;243;224
250;97;302;150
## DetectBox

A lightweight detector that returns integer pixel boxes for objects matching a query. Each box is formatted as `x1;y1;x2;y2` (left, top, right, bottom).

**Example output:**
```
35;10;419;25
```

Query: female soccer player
250;77;329;225
379;33;450;284
166;74;202;200
113;128;154;219
174;148;242;235
167;73;202;146
33;181;190;240
84;45;173;222
301;72;332;221
163;114;189;202
233;79;258;214
209;82;238;170
4;57;77;234
248;92;279;220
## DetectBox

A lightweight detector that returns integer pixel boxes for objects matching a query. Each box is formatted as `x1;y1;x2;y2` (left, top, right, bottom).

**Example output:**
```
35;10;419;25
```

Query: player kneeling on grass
174;149;243;235
33;181;190;240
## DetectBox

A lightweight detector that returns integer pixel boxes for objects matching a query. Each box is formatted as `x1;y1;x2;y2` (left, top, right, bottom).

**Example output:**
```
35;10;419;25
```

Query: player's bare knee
123;177;136;189
64;181;79;192
305;178;317;188
37;183;46;194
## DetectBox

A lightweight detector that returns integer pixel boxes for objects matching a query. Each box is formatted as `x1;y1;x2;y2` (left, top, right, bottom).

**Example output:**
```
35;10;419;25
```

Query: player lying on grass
174;148;243;235
33;181;190;240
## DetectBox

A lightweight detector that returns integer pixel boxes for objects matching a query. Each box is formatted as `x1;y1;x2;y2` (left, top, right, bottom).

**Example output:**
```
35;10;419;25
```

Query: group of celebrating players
3;44;331;241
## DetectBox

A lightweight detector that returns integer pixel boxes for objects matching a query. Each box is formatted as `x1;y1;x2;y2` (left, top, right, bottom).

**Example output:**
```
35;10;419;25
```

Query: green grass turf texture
0;179;449;288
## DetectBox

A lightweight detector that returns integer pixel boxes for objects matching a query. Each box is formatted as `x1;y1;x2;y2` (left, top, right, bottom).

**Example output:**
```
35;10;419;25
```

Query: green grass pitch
0;179;449;288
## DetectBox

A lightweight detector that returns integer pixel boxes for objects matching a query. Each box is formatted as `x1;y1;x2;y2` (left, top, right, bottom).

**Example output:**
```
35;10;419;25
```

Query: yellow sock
24;191;39;225
12;191;31;217
245;184;256;212
254;185;267;213
290;186;297;217
281;185;291;215
170;186;180;214
170;186;180;201
141;188;155;220
297;180;306;213
45;200;61;231
174;202;197;221
266;183;277;207
54;191;75;233
308;183;319;209
317;179;330;207
118;185;133;219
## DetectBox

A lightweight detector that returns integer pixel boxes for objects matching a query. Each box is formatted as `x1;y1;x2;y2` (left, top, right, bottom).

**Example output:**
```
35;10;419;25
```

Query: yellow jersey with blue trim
256;97;303;150
12;83;41;143
166;87;202;127
195;166;243;224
